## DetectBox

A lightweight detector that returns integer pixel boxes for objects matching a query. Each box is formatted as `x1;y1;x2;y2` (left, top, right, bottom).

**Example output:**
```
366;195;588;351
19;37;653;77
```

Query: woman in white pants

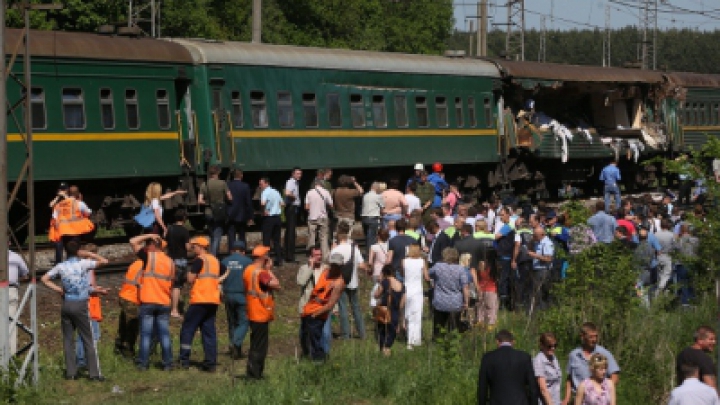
402;245;426;349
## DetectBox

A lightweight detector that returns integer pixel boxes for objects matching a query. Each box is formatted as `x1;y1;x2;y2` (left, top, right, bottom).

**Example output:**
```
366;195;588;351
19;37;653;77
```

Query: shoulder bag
314;188;334;221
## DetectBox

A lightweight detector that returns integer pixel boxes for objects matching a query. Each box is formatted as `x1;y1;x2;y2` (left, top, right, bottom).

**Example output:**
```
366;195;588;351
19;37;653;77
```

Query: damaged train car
485;59;688;197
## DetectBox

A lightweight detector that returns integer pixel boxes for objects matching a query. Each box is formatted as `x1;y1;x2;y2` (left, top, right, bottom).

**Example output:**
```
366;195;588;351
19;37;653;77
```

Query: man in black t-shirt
386;219;420;278
166;210;190;318
676;325;717;390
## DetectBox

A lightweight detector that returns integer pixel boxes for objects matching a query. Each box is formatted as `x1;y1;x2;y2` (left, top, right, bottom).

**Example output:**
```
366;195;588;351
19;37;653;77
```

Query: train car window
455;97;464;128
692;103;698;126
125;89;140;130
350;94;365;128
251;91;268;128
100;89;114;130
700;103;707;125
25;87;46;130
483;97;493;128
684;102;691;125
303;93;318;128
62;88;85;130
468;97;477;128
156;89;171;130
373;95;387;128
394;95;408;128
231;91;243;128
327;93;342;128
416;96;429;128
436;96;448;128
277;91;294;128
714;103;720;126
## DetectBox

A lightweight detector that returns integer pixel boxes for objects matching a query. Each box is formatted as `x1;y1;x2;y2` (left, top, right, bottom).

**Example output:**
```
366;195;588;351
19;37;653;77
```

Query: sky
453;0;720;32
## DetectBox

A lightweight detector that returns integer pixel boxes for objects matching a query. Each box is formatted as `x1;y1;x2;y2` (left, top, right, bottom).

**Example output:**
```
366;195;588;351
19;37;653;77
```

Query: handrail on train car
175;111;189;168
226;111;237;162
211;111;222;162
192;111;200;169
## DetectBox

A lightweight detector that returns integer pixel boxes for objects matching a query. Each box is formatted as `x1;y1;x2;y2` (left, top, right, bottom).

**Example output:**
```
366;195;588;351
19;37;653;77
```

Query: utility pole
468;20;475;56
0;0;8;380
505;0;525;61
640;0;658;70
478;0;488;57
127;0;161;37
252;0;261;43
539;16;546;62
603;3;611;67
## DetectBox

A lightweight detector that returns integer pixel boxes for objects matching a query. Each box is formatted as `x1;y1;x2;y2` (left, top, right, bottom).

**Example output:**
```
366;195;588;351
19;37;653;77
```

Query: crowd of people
4;158;717;404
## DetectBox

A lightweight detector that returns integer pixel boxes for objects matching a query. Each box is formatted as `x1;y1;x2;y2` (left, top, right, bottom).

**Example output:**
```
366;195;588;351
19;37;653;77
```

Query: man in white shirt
306;179;333;259
7;249;29;356
669;362;720;405
361;182;385;249
283;167;302;263
330;221;367;340
404;183;422;216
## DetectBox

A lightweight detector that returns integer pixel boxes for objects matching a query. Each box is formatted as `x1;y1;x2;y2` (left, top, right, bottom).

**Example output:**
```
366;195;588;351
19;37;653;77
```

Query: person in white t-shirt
330;221;367;339
405;182;422;217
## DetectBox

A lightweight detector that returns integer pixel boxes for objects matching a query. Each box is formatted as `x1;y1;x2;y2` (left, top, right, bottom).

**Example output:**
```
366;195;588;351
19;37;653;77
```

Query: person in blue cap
222;241;253;359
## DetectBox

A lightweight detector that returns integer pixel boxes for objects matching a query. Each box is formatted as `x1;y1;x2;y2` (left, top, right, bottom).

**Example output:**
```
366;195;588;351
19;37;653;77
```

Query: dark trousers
179;304;218;368
513;262;532;310
224;293;249;350
115;298;140;357
300;316;326;361
284;206;299;261
679;180;693;205
247;321;269;379
432;308;460;341
675;264;695;305
262;215;282;264
227;220;247;252
362;217;380;250
530;269;551;312
61;299;101;378
497;257;512;302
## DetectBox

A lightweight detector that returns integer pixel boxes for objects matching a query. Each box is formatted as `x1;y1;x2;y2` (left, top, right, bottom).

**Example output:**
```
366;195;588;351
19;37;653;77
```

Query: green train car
5;28;720;237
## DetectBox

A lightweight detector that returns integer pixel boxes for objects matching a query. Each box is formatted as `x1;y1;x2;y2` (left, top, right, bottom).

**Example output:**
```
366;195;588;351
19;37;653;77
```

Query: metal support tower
478;0;488;57
252;0;261;43
603;3;612;67
127;0;161;37
505;0;525;61
640;0;658;70
1;0;60;387
538;16;546;62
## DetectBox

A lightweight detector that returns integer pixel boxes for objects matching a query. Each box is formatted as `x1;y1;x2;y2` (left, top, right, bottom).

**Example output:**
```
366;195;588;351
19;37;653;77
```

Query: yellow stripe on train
6;132;178;142
230;128;498;138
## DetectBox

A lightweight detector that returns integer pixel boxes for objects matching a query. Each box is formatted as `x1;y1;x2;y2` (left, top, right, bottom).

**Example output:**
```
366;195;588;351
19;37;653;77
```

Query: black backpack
340;243;356;285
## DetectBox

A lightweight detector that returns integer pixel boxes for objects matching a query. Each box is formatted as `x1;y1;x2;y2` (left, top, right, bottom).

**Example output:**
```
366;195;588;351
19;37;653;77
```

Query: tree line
8;1;720;74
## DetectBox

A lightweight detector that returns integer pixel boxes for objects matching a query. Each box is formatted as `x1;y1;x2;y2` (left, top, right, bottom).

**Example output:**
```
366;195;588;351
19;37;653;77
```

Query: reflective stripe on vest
189;254;221;305
405;230;420;241
119;260;144;305
139;252;174;306
55;198;94;236
244;264;274;322
301;271;331;319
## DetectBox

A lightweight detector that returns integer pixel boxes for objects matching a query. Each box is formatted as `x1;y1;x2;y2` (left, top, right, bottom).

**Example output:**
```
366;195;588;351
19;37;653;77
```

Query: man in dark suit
478;329;539;405
427;221;452;266
227;169;254;249
454;224;485;274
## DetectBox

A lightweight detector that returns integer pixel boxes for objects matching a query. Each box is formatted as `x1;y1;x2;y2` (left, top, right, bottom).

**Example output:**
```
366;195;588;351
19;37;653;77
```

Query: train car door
210;81;232;166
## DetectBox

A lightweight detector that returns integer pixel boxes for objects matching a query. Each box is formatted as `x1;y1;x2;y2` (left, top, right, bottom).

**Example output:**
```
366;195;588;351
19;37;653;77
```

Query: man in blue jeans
494;207;515;310
130;234;176;371
331;222;368;339
600;160;622;213
222;241;252;359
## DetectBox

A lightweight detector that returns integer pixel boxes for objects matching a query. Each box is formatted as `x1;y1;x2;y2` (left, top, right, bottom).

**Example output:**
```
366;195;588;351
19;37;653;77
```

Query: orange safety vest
118;260;144;305
244;264;275;323
139;252;174;306
189;254;221;305
53;198;94;237
301;271;343;320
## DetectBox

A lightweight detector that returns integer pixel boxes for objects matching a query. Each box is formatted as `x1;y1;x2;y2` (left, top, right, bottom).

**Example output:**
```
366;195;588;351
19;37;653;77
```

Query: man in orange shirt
114;259;143;359
244;245;281;379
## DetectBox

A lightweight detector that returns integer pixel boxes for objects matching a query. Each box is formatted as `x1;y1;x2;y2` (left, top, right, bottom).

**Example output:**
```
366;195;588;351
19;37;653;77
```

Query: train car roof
666;72;720;88
486;59;666;84
5;29;194;63
164;38;501;78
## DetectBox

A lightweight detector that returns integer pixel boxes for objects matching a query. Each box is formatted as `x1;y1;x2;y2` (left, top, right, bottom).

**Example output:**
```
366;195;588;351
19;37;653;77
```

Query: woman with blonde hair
141;182;186;236
575;353;615;405
402;244;426;349
459;253;479;325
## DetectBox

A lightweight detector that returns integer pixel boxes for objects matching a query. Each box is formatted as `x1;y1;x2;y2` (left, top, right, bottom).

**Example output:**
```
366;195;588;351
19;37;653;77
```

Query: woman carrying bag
373;264;405;357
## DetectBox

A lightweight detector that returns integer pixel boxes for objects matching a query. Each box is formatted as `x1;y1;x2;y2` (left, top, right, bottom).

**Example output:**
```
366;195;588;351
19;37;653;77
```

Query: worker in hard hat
427;162;449;209
407;163;424;187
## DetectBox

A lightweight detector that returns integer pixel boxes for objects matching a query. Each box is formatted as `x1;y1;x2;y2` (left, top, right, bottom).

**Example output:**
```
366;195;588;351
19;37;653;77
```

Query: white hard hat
414;163;424;171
